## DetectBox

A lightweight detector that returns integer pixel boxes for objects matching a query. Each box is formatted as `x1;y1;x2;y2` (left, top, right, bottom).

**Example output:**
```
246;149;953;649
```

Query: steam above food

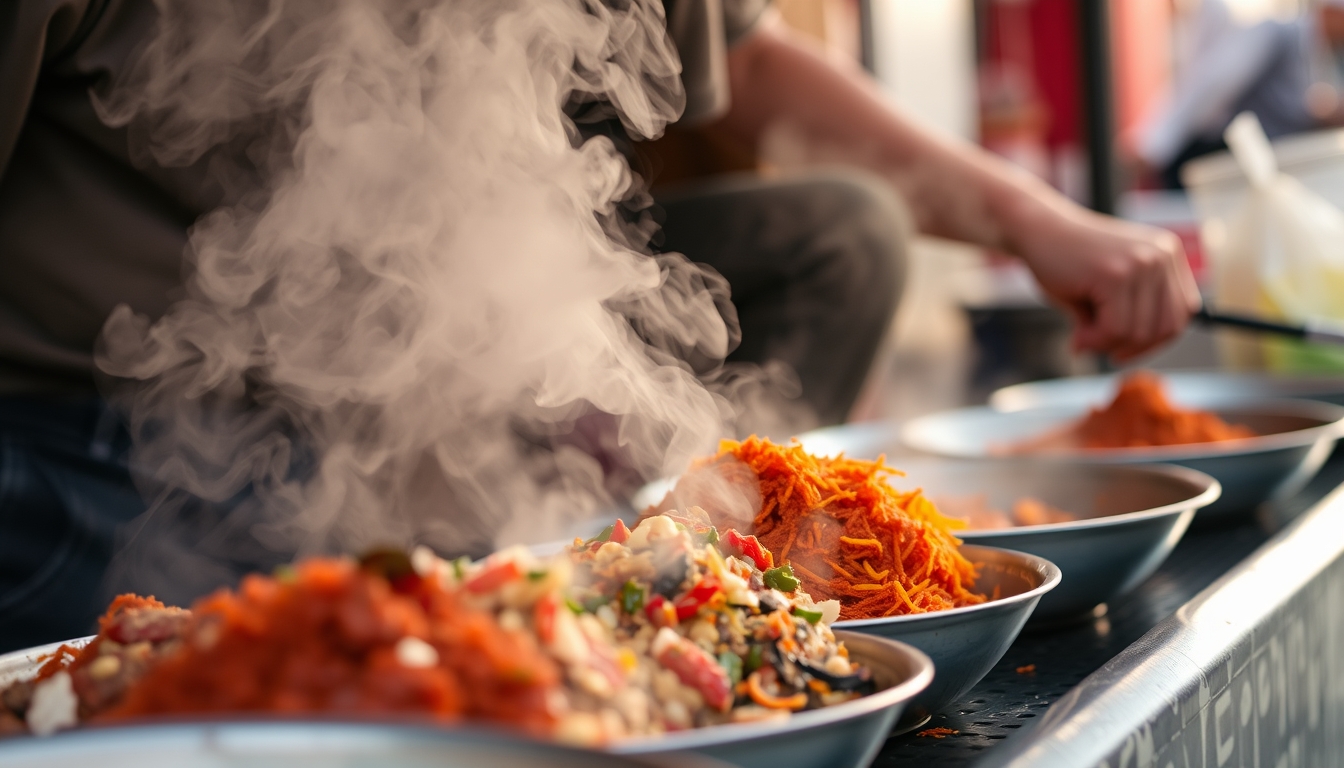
90;0;769;588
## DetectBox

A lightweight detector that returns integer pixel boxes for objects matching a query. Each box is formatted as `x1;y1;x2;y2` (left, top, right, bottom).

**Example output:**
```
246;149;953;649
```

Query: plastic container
1182;127;1344;372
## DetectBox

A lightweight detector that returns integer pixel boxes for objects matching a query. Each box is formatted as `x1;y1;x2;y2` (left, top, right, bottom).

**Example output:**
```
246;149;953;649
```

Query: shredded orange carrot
682;437;982;621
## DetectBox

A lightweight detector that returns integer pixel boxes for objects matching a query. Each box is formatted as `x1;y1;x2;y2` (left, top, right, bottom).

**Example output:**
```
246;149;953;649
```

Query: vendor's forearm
717;16;1074;257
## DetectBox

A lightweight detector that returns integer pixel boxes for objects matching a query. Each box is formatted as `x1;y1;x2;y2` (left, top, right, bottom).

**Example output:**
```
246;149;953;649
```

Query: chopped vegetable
652;629;733;712
745;670;808;711
763;565;800;593
717;651;743;687
722;529;773;571
745;645;764;673
644;595;678;628
609;518;632;544
792;606;823;624
672;578;722;622
465;559;523;594
619;580;646;614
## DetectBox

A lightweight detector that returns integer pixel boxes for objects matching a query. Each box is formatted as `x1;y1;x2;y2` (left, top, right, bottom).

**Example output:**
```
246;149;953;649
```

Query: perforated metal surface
870;451;1344;766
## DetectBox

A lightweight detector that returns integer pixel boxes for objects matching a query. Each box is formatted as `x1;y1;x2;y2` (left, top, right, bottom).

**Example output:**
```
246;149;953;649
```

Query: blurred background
732;0;1344;422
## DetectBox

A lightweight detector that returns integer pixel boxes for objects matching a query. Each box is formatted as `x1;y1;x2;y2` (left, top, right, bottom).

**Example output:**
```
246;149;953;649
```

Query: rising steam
94;0;754;593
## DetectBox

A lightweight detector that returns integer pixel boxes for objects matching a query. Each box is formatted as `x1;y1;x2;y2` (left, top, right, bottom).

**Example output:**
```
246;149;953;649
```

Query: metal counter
874;453;1344;767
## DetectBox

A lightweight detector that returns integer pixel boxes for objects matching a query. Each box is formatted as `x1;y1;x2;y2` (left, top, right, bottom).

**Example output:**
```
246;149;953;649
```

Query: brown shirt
0;0;768;395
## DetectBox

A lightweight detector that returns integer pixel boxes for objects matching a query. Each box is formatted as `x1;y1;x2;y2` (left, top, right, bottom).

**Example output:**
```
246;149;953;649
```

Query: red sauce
102;559;559;736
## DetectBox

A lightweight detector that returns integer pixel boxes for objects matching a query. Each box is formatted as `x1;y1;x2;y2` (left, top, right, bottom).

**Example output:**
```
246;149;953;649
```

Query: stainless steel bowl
0;721;713;768
833;545;1060;727
0;634;932;768
883;458;1218;622
989;370;1344;412
900;399;1344;519
788;425;1223;620
614;632;933;768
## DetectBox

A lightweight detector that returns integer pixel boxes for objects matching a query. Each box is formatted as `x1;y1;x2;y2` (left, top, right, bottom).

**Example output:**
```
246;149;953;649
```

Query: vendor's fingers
1129;264;1163;348
1093;281;1135;352
1067;300;1107;352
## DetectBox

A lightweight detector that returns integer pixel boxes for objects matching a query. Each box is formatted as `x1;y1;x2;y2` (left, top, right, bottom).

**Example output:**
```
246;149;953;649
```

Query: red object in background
978;0;1173;198
978;0;1083;195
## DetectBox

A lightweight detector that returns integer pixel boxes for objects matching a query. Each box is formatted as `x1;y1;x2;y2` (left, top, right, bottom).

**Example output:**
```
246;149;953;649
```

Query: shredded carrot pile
699;437;983;620
1073;371;1256;449
103;559;560;736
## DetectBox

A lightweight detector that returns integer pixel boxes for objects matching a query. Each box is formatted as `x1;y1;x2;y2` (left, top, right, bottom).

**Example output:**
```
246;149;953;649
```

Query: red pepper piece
645;595;678;628
673;578;722;622
722;529;774;571
610;518;631;544
655;634;733;712
464;559;522;594
534;592;559;644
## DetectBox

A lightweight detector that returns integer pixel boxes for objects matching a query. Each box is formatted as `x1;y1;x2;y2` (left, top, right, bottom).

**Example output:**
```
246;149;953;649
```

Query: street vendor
0;0;1199;652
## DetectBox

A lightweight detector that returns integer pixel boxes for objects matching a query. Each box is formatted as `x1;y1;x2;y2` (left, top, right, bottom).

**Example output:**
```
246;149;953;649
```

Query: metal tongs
1195;306;1344;346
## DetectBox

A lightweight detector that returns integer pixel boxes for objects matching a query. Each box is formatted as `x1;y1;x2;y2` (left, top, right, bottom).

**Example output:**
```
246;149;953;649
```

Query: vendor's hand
1015;209;1201;361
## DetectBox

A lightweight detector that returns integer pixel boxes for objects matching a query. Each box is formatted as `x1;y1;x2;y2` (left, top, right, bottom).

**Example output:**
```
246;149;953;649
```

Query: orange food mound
103;558;559;736
1073;371;1256;449
692;437;982;621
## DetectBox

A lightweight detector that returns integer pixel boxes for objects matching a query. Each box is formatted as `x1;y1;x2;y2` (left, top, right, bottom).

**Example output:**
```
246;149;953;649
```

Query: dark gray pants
656;169;909;425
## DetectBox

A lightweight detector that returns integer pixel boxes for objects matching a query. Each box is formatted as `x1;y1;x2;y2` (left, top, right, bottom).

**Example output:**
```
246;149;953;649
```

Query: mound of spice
102;557;560;734
653;437;983;621
1072;371;1256;449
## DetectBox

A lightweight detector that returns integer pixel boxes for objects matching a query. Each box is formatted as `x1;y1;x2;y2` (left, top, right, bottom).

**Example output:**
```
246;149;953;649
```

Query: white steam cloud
94;0;762;584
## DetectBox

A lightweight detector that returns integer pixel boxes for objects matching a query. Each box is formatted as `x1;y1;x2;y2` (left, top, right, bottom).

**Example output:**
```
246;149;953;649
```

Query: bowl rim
944;462;1221;538
611;632;934;753
0;635;935;759
988;370;1344;413
830;545;1061;630
901;398;1344;463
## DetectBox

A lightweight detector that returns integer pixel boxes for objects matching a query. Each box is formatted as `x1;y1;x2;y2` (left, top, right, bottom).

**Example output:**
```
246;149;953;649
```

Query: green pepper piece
718;651;744;687
451;556;470;580
763;564;801;592
527;569;548;581
588;524;615;544
564;596;585;615
700;526;720;546
792;606;824;624
619;580;647;614
745;644;764;673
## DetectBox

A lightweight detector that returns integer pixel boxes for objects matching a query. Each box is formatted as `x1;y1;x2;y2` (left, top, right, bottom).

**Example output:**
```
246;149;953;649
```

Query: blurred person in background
1;0;1198;652
1136;0;1344;188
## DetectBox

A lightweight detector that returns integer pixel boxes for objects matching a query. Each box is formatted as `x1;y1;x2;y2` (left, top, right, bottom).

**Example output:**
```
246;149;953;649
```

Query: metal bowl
880;458;1218;622
989;370;1344;412
614;632;932;768
0;721;712;768
900;399;1344;519
0;634;932;768
833;545;1060;727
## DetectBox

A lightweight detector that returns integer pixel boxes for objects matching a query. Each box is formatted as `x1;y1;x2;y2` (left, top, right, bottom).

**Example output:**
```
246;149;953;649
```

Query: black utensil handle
1194;307;1307;339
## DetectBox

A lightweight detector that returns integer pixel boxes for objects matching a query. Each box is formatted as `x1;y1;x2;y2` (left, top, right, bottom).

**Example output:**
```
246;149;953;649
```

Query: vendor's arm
715;14;1201;360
